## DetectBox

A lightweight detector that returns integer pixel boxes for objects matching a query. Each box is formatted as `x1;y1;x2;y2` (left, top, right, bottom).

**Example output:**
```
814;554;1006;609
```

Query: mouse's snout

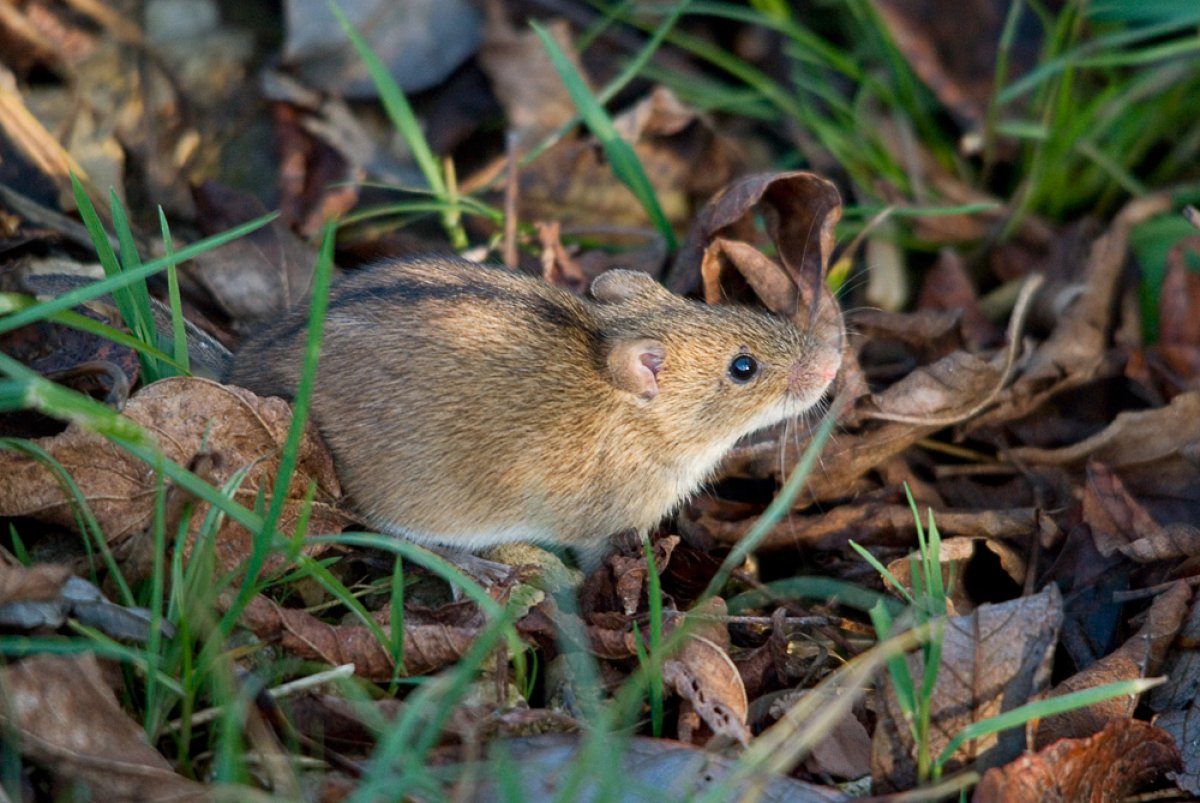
787;346;841;400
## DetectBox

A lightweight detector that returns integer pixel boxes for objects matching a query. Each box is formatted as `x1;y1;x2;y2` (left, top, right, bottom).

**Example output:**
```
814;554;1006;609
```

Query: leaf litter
0;1;1198;800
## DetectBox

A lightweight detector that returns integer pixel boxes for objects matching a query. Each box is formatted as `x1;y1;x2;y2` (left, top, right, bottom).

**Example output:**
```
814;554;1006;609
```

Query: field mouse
227;257;842;562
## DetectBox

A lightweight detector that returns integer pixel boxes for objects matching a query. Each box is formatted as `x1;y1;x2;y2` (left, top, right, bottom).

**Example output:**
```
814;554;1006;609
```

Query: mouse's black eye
728;354;759;383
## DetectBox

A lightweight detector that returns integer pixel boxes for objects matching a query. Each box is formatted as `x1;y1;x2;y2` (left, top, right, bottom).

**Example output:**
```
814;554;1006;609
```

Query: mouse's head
590;270;842;445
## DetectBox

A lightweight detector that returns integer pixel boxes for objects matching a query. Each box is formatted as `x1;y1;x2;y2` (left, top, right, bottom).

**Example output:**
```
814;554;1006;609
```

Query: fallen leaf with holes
1036;581;1189;747
663;598;749;748
871;585;1063;792
0;653;210;800
975;720;1180;803
0;376;348;573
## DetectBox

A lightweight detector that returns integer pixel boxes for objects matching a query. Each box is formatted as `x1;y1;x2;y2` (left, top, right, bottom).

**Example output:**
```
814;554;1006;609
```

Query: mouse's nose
788;347;841;397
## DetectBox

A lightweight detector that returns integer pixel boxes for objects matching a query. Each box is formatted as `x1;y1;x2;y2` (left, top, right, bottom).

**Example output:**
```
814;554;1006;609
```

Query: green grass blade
850;539;915;606
159;208;190;375
531;20;679;250
326;2;442;196
327;0;468;249
107;190;155;336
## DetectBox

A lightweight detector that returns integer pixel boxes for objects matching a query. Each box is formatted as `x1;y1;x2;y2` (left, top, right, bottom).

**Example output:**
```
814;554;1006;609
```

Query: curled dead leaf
975;719;1180;803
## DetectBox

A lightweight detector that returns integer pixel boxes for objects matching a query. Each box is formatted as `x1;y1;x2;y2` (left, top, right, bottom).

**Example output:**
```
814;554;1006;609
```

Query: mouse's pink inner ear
590;269;667;304
607;338;666;400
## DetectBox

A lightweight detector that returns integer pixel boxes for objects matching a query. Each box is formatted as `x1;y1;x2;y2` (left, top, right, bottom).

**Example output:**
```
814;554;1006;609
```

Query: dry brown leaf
886;536;1027;615
916;249;1001;349
700;237;797;315
0;559;71;604
0;302;138;405
1149;591;1200;715
1037;581;1189;746
971;193;1174;428
1082;462;1200;562
1153;706;1200;795
607;535;678;617
1160;234;1200;348
0;653;210;800
486;79;735;241
478;3;581;145
0;377;347;573
800;704;873;781
683;500;1051;553
974;719;1180;803
851;306;968;361
668;170;841;314
1009;391;1200;468
237;570;539;680
1083;461;1170;558
286;693;403;757
871;585;1063;792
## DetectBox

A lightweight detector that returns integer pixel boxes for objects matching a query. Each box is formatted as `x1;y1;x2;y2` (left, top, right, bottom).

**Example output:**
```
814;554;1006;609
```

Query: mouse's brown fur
228;257;841;561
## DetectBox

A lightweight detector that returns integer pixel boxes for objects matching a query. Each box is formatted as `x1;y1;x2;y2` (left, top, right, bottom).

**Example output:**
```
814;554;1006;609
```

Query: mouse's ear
590;270;670;304
607;338;666;400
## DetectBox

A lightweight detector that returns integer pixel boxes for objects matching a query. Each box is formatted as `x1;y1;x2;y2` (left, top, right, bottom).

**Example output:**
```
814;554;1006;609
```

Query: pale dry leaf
971;193;1174;428
189;181;318;321
1007;391;1200;483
